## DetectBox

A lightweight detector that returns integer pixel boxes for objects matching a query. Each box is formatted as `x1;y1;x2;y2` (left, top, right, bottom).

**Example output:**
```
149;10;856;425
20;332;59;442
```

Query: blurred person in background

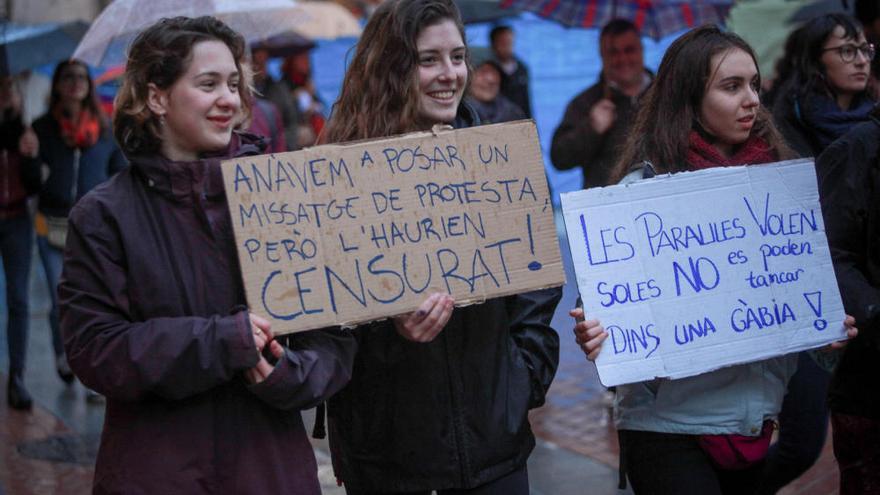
251;45;299;151
490;25;532;118
772;13;875;158
465;46;526;124
25;59;127;397
1;75;40;410
281;51;326;148
551;19;652;189
816;104;880;495
764;13;876;494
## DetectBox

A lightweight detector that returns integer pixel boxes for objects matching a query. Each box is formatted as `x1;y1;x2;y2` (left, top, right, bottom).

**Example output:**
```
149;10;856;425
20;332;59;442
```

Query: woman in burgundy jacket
58;16;356;494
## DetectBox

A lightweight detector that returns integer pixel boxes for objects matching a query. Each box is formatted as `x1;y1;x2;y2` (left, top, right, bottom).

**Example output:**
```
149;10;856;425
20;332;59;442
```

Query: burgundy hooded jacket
59;133;356;494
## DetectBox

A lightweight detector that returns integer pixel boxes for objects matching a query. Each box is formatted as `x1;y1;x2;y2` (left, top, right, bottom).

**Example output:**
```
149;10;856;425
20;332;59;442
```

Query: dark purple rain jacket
59;132;356;494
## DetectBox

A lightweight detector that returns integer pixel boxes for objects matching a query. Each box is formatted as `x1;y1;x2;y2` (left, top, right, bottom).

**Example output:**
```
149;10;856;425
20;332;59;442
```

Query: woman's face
56;63;90;107
469;63;501;103
150;40;241;161
820;25;870;99
699;48;760;157
415;19;467;127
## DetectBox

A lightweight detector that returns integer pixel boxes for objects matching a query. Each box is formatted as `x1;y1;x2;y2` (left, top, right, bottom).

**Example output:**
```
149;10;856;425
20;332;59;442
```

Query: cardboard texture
222;120;565;334
561;159;846;387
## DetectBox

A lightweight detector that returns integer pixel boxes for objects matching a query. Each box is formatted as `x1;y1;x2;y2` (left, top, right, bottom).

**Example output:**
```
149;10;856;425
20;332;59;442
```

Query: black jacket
327;104;562;492
0;110;40;217
772;80;875;158
498;57;532;119
817;117;880;419
551;71;651;188
26;113;127;217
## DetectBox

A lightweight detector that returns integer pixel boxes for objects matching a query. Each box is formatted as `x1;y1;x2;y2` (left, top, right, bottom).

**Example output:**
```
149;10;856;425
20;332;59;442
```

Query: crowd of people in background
1;0;879;494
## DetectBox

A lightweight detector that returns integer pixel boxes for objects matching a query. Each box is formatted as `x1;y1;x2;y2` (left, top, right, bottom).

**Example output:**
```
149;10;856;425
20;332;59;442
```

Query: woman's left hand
825;314;858;351
245;340;284;384
392;292;454;343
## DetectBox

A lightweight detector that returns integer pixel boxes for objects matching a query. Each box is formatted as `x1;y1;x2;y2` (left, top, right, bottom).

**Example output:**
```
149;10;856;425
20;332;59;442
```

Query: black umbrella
250;31;316;58
0;20;90;75
789;0;852;23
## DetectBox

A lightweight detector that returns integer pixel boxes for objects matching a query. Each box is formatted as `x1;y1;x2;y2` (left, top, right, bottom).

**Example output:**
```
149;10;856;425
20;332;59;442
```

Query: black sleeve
818;122;880;332
506;286;562;408
550;91;604;172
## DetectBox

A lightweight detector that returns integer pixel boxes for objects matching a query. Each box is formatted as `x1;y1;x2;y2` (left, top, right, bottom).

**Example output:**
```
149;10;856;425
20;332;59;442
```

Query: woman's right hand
392;292;454;343
570;307;608;361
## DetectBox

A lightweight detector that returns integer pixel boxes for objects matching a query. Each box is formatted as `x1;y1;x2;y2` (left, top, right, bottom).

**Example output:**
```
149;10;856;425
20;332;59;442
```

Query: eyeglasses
822;43;876;63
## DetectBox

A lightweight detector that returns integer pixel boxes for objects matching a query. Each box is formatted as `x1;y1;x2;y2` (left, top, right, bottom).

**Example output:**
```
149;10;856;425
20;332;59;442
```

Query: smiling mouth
427;90;456;100
207;116;232;127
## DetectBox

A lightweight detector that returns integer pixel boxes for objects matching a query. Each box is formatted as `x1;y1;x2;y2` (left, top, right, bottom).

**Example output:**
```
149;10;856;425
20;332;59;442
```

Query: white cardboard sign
561;159;846;387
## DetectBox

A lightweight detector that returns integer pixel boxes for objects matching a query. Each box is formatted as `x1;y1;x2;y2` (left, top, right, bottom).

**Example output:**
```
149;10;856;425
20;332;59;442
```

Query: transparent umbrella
72;0;337;67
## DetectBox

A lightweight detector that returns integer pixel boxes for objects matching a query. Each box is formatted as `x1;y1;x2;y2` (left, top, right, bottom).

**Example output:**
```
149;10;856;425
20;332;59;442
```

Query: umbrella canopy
497;0;732;39
250;31;316;57
0;20;89;76
72;0;357;67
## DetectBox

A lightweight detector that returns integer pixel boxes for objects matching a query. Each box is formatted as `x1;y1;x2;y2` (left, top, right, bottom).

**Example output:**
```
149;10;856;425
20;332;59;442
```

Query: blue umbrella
0;20;90;76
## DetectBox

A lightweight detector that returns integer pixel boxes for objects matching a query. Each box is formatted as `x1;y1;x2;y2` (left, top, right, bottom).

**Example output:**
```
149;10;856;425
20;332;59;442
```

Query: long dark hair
321;0;469;144
50;59;105;127
611;25;791;181
113;16;252;156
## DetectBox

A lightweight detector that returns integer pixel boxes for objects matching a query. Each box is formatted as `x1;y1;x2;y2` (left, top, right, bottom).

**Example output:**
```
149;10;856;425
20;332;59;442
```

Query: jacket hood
454;100;481;129
127;131;266;202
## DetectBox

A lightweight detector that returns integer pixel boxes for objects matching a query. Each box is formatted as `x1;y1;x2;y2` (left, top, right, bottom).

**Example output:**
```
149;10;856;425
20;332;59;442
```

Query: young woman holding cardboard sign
321;0;561;493
573;26;857;495
57;16;356;494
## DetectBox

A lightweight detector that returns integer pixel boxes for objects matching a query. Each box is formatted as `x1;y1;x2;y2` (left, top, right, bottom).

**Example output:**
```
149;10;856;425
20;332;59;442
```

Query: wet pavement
0;221;842;494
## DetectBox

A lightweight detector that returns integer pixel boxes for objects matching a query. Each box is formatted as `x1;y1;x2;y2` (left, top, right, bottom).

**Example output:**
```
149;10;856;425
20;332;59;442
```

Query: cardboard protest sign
222;120;564;334
561;159;846;387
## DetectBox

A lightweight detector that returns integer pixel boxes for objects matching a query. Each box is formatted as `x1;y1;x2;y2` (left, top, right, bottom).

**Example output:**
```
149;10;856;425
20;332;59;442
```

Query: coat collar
128;131;266;202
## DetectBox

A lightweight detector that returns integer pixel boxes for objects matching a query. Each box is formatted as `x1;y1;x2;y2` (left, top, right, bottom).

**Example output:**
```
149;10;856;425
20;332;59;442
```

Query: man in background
490;25;532;119
551;19;652;188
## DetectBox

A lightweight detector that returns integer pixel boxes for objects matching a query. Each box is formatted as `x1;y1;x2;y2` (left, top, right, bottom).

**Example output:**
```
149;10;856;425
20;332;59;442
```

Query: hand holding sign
570;307;607;361
393;293;455;343
222;121;564;335
561;159;849;386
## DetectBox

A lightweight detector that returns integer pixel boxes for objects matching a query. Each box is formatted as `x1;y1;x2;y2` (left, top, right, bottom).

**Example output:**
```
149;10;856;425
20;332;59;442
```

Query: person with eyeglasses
23;60;127;400
772;13;875;159
762;12;876;495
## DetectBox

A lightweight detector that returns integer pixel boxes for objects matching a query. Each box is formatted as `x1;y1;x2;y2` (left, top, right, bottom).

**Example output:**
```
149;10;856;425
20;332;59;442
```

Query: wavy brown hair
113;16;252;156
611;25;793;182
321;0;469;144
